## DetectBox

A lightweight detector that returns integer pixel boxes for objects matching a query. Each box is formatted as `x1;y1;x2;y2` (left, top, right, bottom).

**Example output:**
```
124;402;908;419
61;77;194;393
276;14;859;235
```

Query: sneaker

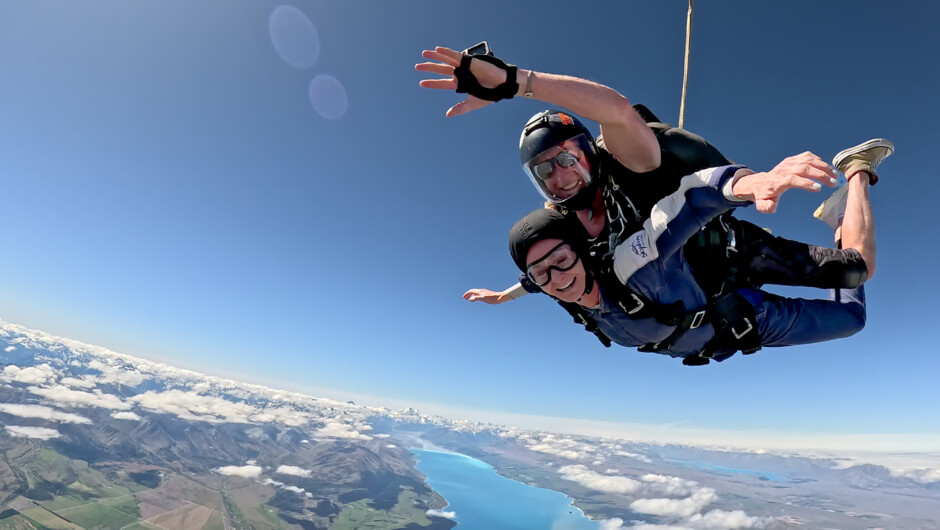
831;138;894;185
814;139;894;229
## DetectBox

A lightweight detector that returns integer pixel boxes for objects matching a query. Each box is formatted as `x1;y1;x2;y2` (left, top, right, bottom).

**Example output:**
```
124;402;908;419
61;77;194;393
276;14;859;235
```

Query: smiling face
525;238;589;304
531;140;592;200
523;133;596;204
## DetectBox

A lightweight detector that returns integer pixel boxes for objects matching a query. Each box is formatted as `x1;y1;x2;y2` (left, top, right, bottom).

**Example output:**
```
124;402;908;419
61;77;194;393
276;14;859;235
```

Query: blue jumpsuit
586;165;866;361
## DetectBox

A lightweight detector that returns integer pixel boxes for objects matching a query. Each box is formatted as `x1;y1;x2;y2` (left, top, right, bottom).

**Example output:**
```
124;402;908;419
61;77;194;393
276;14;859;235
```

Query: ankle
847;170;873;186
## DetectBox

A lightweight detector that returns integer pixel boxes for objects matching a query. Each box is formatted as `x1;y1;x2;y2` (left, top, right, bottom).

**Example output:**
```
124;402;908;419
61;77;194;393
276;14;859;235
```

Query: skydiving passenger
416;45;875;303
508;140;887;364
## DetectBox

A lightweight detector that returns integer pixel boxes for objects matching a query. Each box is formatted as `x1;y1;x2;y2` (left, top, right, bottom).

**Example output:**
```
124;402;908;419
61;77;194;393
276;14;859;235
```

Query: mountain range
0;319;938;529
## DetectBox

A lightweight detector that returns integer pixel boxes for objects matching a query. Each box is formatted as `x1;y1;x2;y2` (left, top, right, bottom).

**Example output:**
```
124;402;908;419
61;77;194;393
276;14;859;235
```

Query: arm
463;283;531;305
613;165;752;284
612;153;838;283
416;46;660;172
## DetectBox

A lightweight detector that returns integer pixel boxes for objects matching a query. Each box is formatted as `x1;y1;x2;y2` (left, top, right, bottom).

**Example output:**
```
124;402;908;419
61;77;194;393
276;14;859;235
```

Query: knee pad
811;247;869;288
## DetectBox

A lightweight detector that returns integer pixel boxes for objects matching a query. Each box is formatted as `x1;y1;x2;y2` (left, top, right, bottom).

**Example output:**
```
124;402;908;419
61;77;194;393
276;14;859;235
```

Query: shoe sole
813;184;846;219
831;138;895;168
813;184;848;229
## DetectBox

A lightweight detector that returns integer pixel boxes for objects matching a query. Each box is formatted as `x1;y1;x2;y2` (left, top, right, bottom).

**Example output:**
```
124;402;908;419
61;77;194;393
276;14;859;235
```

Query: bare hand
463;288;512;305
732;151;839;213
415;46;511;117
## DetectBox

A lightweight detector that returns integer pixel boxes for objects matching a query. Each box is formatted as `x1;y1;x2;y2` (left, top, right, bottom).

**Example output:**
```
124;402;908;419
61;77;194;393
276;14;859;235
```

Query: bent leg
727;218;868;289
684;215;868;292
740;286;866;347
840;172;876;279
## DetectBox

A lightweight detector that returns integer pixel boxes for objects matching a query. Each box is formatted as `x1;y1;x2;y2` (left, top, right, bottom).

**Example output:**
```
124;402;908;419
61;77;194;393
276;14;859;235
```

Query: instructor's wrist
517;69;535;98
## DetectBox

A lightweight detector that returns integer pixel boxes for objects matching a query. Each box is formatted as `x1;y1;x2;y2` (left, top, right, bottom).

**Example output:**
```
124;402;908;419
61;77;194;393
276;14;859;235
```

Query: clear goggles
523;134;594;204
526;242;580;286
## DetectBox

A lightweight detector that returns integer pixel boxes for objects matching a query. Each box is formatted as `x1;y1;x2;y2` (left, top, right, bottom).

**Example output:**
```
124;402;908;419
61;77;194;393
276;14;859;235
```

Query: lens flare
268;5;319;69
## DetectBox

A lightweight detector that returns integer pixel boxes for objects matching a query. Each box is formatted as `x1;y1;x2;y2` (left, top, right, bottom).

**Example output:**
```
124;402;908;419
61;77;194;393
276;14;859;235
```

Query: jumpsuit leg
734;220;869;289
738;286;867;347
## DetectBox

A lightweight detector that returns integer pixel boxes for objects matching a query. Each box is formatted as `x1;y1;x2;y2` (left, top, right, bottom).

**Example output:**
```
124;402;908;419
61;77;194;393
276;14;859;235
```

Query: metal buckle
721;216;738;258
731;318;754;339
625;294;645;315
689;310;706;329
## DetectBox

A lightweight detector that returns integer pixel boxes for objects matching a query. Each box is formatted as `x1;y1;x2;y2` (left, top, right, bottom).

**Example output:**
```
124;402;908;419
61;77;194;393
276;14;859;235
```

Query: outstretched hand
415;46;513;117
732;152;840;213
463;288;513;305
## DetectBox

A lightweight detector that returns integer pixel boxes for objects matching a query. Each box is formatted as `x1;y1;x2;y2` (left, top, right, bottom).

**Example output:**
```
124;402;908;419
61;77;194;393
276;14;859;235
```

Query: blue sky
1;1;937;450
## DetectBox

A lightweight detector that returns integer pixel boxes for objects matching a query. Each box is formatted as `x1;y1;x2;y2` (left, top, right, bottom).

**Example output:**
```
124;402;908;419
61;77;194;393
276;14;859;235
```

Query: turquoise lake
412;449;600;529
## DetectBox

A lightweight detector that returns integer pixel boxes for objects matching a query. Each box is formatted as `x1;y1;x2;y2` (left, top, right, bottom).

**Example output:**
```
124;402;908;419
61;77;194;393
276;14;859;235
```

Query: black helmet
519;110;600;210
508;208;594;297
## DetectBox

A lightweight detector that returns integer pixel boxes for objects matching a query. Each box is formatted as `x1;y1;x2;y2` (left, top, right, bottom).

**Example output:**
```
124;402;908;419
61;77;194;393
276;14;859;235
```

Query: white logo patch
613;230;657;283
628;231;650;259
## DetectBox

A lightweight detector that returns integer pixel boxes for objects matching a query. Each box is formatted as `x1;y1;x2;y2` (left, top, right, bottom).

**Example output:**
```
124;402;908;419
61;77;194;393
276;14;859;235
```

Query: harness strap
639;291;762;365
558;301;612;348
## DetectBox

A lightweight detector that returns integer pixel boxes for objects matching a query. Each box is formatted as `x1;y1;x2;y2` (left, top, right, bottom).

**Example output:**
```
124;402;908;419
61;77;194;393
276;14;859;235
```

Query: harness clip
624;294;645;315
731;318;754;339
689;310;707;329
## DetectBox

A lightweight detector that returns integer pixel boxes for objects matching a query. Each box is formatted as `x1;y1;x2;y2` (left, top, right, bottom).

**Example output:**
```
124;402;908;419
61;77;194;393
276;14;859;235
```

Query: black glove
454;54;518;102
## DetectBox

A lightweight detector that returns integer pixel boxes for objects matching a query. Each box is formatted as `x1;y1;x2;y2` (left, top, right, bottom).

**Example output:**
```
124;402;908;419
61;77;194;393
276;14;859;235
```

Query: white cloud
374;433;390;438
4;346;15;352
315;421;372;440
131;390;257;424
525;434;596;461
28;385;131;410
529;444;584;460
59;376;97;389
598;518;624;530
87;360;147;386
630;523;693;530
276;465;311;477
249;406;310;427
214;465;262;478
630;488;717;518
641;474;698;496
606;468;621;474
559;465;640;493
427;509;456;519
264;478;308;495
891;467;940;484
1;364;57;385
128;389;317;426
5;425;60;440
0;403;91;424
111;411;141;421
686;509;770;529
386;444;397;448
616;451;653;464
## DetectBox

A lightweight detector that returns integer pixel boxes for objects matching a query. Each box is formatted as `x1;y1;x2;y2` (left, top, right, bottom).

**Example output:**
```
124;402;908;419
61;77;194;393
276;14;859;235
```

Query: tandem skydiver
415;44;890;363
507;140;885;363
416;44;877;303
